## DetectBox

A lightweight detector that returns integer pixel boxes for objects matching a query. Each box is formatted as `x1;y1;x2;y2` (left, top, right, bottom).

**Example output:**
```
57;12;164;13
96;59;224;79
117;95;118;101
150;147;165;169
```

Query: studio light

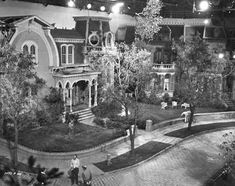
111;2;124;14
218;53;224;59
87;3;92;9
199;1;210;11
100;6;105;11
68;0;75;7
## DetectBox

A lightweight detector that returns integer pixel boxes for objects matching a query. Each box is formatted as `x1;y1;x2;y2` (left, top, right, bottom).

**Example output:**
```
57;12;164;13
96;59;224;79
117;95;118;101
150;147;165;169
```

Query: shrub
162;93;170;103
106;120;123;129
93;117;106;128
139;91;162;105
35;109;50;126
44;87;64;123
92;100;122;118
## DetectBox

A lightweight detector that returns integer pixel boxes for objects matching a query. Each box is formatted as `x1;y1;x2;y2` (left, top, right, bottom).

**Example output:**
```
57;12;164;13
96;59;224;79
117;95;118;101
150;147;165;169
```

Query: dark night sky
16;0;235;18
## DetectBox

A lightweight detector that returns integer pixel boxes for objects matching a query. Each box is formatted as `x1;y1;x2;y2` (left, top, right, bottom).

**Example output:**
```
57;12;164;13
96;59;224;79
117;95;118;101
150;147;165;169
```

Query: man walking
70;154;80;186
82;165;92;186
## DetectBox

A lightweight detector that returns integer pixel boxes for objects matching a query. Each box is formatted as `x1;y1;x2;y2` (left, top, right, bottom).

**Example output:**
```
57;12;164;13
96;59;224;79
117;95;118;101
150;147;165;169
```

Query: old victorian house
1;0;235;111
0;14;115;120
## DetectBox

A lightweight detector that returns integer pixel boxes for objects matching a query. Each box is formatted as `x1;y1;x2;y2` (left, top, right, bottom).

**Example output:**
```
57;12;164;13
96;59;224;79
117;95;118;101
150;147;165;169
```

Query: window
154;48;163;63
60;44;74;65
22;41;38;64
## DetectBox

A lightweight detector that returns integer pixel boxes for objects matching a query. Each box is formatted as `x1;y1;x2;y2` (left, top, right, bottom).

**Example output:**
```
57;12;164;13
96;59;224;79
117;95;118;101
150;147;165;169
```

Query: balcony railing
152;63;175;70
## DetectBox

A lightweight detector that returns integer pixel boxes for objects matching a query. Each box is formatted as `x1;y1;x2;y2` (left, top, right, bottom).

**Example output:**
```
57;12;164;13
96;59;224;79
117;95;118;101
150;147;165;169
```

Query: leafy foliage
43;87;64;124
136;0;163;41
88;42;152;152
0;45;45;167
220;131;235;164
173;34;233;129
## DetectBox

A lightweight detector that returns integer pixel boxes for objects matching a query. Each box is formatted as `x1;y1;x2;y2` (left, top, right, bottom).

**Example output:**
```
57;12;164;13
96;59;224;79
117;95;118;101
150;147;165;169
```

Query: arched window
23;45;29;54
68;45;73;64
22;41;38;65
60;44;74;65
61;45;67;64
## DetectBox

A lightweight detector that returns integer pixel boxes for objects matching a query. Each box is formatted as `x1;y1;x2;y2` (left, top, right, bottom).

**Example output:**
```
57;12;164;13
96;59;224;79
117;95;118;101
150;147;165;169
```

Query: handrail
152;63;175;69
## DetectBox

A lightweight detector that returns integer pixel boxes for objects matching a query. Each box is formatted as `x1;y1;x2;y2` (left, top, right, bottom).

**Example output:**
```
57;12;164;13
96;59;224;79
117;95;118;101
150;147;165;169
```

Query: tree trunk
125;105;129;119
188;104;195;131
13;119;18;169
129;126;135;155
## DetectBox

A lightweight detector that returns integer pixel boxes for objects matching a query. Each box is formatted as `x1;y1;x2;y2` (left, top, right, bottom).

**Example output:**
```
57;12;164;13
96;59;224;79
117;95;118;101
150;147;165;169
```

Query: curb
152;111;235;130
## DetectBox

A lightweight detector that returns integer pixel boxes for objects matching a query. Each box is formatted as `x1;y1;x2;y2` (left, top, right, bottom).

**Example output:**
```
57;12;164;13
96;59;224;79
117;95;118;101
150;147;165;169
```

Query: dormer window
22;41;38;65
61;44;74;65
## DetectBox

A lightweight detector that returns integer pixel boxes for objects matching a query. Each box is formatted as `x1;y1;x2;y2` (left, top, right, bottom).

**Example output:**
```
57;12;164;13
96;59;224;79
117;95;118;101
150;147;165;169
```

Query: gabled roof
0;15;54;29
51;29;84;39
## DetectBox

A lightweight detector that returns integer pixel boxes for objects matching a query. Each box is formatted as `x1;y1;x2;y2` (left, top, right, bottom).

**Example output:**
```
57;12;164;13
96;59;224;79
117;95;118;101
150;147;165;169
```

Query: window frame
60;44;75;65
21;40;38;65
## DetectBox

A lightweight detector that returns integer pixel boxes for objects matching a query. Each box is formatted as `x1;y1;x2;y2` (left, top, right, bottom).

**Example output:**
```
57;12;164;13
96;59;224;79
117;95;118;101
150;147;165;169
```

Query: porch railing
152;63;175;70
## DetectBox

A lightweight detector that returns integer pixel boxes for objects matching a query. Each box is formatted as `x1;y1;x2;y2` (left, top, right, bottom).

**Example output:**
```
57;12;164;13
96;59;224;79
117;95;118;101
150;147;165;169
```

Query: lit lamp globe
87;3;92;9
100;6;105;11
68;0;75;7
218;53;224;59
199;1;209;11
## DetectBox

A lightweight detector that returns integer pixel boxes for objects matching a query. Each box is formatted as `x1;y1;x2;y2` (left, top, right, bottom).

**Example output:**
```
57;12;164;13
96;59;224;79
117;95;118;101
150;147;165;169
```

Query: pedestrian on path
70;154;80;186
181;110;191;123
81;165;92;186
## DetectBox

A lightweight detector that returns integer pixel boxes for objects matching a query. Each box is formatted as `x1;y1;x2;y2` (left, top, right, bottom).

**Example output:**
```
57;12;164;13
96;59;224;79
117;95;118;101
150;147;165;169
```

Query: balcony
152;63;175;74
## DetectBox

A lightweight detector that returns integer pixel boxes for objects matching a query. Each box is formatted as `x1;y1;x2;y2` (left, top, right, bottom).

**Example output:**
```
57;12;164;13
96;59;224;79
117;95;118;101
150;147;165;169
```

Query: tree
0;45;45;168
136;0;163;41
89;43;151;153
173;34;234;130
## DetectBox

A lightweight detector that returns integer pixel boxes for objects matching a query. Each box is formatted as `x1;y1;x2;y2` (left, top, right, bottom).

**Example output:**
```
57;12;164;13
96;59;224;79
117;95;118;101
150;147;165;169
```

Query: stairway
72;108;95;121
223;98;235;111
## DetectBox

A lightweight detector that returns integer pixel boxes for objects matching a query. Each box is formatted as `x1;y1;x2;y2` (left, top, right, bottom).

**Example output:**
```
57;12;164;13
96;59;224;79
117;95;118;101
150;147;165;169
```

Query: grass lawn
206;164;235;186
94;141;171;172
14;124;125;152
133;103;225;124
165;122;235;138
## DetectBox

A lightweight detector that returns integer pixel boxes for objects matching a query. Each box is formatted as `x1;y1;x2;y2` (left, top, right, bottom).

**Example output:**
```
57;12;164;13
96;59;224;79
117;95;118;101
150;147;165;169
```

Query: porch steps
72;108;95;121
223;98;235;111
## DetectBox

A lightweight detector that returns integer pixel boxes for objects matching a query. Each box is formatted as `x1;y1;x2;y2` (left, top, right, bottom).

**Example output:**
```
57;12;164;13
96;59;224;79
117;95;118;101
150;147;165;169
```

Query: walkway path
1;117;235;185
52;128;234;186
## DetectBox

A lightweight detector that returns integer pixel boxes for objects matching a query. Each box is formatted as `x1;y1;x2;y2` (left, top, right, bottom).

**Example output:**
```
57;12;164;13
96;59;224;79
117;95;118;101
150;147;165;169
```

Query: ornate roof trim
54;38;85;43
118;18;208;28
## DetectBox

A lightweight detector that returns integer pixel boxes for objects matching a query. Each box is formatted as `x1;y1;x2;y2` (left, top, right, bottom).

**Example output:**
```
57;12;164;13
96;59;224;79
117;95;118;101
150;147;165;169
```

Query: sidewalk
47;118;235;185
1;118;235;185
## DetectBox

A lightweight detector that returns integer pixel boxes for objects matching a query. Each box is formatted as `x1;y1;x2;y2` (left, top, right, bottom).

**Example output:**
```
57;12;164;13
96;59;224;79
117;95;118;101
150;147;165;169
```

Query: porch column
161;74;165;91
69;88;73;112
62;88;66;102
88;81;92;108
62;88;66;113
94;81;98;106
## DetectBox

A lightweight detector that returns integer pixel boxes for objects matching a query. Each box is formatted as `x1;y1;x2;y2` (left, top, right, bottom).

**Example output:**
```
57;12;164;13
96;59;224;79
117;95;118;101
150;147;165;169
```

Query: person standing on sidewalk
82;165;92;186
70;154;80;186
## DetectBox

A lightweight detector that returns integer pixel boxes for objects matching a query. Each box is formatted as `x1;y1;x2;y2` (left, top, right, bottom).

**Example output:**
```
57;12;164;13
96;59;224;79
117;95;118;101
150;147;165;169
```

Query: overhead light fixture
218;53;224;59
111;2;124;14
199;0;210;11
87;3;92;9
68;0;75;8
100;6;106;11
